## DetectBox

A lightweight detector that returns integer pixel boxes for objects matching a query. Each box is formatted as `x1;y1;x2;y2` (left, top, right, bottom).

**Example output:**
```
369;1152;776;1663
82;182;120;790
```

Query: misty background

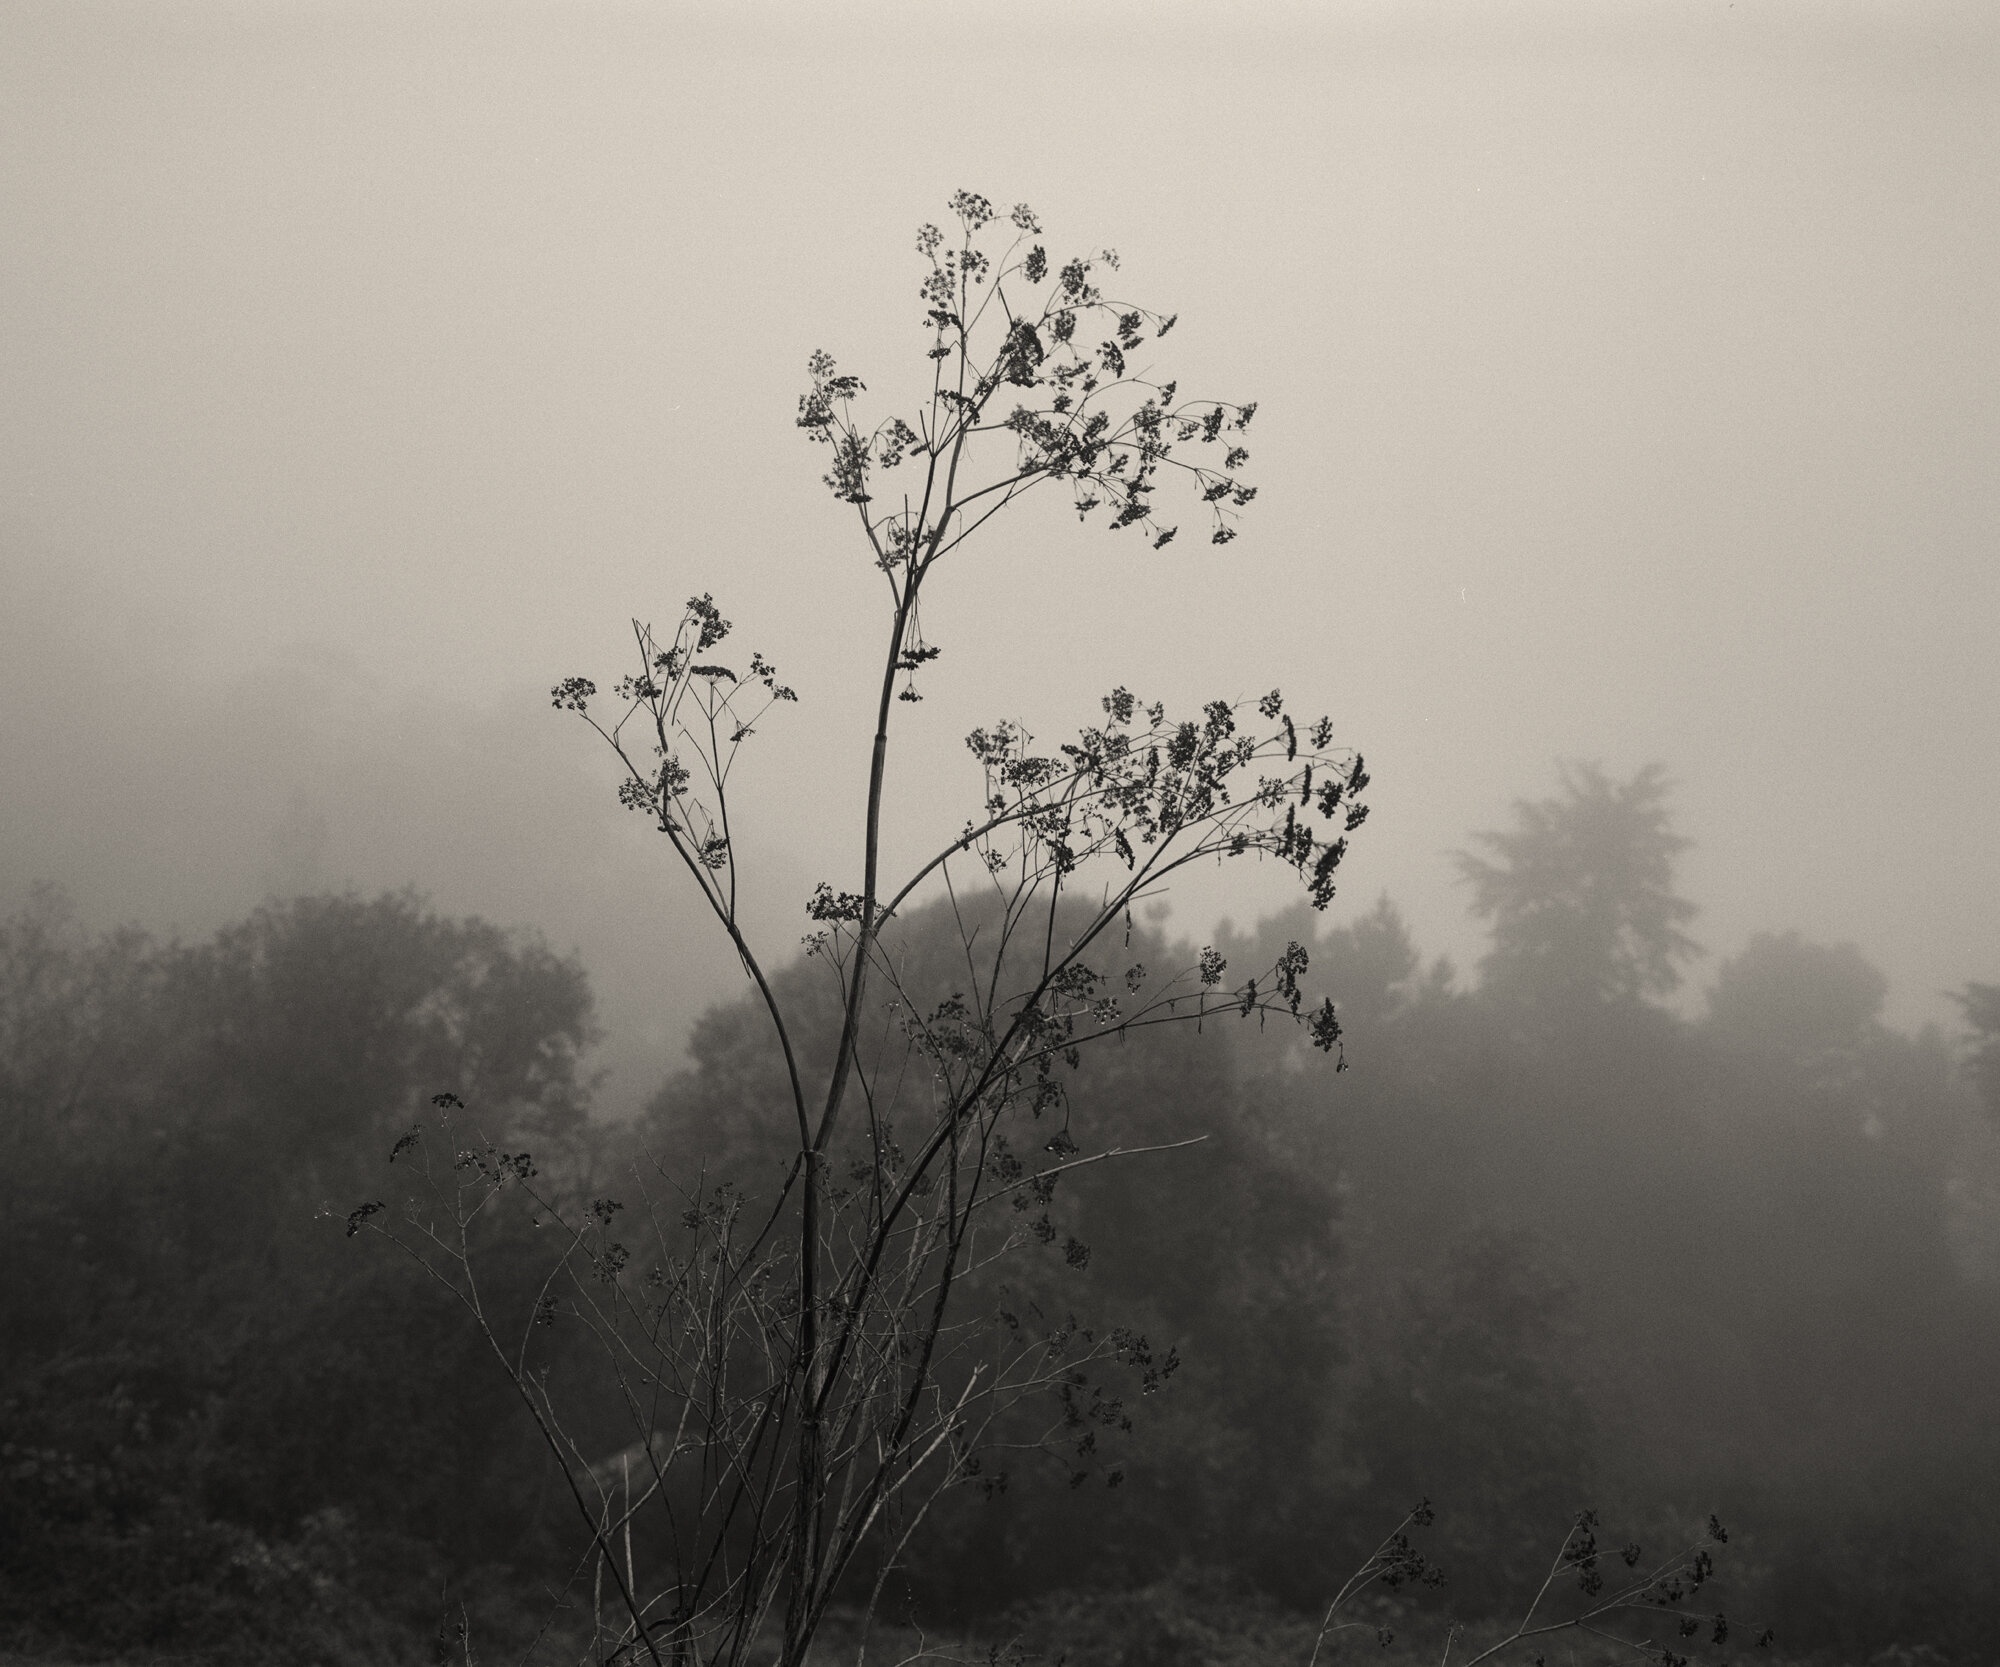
6;5;2000;1663
6;1;1995;1117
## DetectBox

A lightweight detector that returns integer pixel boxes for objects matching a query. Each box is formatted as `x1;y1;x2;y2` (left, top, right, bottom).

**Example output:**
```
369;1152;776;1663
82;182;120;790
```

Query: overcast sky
4;1;1995;1113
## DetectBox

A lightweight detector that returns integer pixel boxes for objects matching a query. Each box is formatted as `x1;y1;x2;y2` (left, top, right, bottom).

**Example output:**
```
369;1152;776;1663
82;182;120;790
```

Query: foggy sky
4;1;1995;1115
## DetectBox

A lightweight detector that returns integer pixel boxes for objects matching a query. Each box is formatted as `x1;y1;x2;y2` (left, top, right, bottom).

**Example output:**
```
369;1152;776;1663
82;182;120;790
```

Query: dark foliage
1957;979;2000;1123
6;754;2000;1660
635;897;1345;1614
0;888;597;1662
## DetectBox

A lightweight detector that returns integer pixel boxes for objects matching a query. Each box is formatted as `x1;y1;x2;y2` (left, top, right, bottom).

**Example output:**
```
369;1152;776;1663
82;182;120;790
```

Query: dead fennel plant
353;190;1370;1667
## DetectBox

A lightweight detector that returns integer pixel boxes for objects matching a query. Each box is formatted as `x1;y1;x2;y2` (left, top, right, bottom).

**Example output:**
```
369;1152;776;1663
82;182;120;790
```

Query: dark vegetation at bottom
5;783;2000;1664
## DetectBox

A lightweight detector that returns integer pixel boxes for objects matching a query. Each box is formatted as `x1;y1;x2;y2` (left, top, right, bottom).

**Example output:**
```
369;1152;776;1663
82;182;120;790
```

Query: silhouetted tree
1457;762;1697;1019
1956;980;2000;1122
1707;931;1886;1084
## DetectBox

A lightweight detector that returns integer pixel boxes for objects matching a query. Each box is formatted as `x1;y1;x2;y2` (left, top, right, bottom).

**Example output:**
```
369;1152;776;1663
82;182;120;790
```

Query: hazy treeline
0;889;601;1658
4;770;1999;1662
